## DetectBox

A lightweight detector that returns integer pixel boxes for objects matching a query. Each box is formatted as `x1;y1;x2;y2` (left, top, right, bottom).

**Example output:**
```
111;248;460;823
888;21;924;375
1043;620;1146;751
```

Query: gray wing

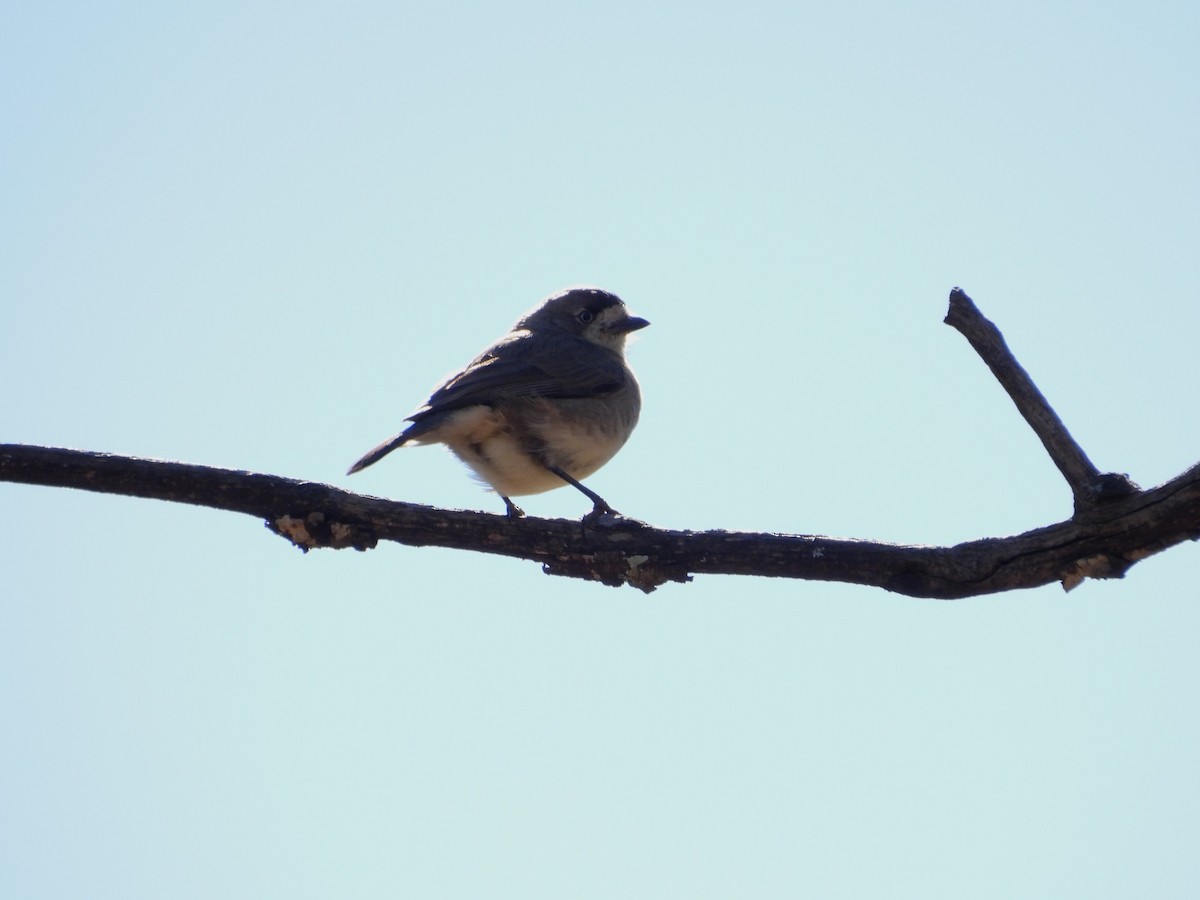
347;330;628;474
407;330;627;423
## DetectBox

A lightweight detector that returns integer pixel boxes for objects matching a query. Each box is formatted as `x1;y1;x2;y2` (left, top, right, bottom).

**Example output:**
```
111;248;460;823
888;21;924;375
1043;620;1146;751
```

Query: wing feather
407;330;626;422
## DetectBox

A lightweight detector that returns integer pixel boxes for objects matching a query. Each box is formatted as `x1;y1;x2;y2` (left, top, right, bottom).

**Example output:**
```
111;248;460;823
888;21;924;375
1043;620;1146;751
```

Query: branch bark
944;288;1138;511
3;290;1197;597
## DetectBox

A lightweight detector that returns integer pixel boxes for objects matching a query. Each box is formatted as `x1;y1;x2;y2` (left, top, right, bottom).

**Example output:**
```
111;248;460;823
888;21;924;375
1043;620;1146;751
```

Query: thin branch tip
943;287;1114;512
944;286;978;325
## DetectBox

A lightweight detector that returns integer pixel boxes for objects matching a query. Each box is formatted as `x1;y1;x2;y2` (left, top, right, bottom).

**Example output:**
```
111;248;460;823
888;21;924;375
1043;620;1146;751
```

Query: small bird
348;286;649;518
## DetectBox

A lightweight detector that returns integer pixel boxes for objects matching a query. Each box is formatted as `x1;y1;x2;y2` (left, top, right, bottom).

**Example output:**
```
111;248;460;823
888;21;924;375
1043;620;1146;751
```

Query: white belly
418;401;632;497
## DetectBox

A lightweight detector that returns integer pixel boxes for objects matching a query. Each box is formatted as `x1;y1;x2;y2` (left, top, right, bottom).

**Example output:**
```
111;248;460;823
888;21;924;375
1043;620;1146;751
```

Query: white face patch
586;304;633;351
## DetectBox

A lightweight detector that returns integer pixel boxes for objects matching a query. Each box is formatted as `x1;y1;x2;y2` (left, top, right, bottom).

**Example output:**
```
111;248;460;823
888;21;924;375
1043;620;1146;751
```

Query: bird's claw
582;502;620;523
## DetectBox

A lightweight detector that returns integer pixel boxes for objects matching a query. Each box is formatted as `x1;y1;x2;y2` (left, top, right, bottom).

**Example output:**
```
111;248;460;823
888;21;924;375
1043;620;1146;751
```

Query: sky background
3;1;1199;897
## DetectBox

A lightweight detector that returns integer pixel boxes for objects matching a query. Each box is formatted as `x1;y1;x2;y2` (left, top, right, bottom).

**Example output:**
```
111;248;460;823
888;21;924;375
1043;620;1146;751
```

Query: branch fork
944;288;1138;513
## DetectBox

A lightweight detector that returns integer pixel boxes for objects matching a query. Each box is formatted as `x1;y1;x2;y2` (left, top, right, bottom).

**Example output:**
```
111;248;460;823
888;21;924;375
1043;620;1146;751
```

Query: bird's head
518;286;649;353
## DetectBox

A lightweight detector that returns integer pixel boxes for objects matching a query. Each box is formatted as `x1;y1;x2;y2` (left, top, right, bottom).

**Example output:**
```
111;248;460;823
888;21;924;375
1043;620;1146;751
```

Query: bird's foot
582;501;620;523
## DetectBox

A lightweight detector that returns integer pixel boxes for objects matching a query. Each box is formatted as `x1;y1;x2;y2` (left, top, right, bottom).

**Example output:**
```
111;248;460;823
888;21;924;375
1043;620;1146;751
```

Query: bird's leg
502;496;526;518
546;465;618;518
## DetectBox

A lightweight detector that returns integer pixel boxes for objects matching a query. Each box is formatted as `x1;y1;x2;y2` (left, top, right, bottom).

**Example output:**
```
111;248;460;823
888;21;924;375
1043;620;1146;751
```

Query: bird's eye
576;309;594;324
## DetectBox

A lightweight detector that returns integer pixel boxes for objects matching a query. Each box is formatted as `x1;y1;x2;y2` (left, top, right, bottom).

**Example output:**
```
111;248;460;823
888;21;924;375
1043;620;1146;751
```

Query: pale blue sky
3;2;1199;897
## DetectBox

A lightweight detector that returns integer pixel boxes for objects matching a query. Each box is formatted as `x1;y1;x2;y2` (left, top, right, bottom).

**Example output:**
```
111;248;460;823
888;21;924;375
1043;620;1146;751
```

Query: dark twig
944;287;1138;512
2;443;1198;597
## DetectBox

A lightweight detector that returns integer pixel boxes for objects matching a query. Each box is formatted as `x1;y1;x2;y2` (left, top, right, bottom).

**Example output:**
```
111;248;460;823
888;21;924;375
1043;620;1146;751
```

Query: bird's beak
612;314;650;335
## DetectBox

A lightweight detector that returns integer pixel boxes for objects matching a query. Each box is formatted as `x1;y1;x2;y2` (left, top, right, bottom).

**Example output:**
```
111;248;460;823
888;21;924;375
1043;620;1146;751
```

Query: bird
347;286;649;518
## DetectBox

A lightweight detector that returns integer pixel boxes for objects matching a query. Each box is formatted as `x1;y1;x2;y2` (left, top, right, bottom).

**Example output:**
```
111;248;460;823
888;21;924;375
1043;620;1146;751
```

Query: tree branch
944;288;1139;510
3;290;1197;596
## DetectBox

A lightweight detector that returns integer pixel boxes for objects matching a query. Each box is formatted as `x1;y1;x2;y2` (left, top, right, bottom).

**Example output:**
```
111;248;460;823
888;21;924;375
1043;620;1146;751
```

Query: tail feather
347;434;409;475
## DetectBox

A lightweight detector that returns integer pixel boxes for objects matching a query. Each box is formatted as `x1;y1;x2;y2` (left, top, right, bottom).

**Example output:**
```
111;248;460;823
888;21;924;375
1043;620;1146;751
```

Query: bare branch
2;443;1197;597
3;289;1196;596
944;288;1138;510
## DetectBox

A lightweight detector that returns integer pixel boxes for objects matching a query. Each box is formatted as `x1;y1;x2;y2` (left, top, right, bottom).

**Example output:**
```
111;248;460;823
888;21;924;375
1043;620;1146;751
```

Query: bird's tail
346;434;409;475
